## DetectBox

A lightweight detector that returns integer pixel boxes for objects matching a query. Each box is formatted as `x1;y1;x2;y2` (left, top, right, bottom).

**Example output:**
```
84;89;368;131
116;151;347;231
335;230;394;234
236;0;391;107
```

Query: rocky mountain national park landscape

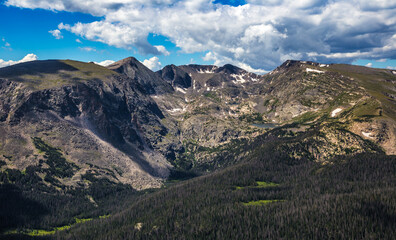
1;0;396;239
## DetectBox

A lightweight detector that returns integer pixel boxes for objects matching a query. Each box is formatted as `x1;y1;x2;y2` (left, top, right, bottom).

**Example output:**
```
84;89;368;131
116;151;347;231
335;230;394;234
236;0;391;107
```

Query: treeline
0;136;141;236
0;166;137;236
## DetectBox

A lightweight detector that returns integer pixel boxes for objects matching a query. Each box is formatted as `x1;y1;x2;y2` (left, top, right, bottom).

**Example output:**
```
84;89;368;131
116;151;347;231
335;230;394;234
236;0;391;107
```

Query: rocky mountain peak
216;64;244;75
107;57;173;95
157;64;192;89
106;56;140;70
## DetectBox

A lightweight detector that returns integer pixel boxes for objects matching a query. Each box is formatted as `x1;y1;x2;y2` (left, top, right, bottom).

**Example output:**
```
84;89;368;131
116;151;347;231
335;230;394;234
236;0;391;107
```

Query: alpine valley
0;57;395;239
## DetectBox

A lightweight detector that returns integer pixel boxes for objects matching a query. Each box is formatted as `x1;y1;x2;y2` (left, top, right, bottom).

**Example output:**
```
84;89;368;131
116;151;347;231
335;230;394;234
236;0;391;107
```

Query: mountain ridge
0;57;395;192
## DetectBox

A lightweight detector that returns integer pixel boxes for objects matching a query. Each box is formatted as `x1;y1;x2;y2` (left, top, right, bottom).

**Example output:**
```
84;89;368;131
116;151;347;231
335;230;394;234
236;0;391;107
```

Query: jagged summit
157;63;264;95
157;64;192;89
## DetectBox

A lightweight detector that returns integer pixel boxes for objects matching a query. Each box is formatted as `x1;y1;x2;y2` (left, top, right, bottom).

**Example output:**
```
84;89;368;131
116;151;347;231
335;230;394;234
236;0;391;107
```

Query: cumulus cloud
0;53;38;68
5;0;396;70
59;21;159;54
365;62;373;67
142;56;162;71
95;60;115;66
154;45;170;56
49;29;63;39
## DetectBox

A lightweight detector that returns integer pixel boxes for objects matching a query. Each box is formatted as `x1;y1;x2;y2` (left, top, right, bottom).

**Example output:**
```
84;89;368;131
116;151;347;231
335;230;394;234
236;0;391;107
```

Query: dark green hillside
54;137;396;239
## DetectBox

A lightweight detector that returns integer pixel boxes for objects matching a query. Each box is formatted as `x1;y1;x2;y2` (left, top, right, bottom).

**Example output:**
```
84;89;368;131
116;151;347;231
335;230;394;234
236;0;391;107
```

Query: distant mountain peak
216;64;245;75
107;56;141;70
107;56;173;94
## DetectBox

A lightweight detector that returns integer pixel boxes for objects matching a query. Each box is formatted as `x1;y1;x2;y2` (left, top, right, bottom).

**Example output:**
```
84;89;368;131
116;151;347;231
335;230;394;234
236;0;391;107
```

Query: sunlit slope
0;60;117;90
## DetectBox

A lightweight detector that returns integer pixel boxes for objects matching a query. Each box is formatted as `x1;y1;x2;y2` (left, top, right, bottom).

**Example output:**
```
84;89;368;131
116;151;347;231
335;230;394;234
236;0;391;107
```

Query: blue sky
0;1;210;68
1;0;396;72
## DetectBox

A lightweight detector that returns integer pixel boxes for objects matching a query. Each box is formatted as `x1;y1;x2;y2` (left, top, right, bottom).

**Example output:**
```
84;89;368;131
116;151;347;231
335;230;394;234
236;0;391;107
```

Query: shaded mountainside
0;60;173;191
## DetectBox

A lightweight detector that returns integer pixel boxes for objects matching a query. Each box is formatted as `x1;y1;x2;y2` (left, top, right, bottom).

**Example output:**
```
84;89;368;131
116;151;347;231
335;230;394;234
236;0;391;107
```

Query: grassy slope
328;64;396;120
0;60;116;90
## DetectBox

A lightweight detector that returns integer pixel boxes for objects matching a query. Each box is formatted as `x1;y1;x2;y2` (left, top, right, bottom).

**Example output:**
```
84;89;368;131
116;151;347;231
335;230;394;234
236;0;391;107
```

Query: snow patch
228;111;237;116
362;131;374;138
319;64;329;67
331;108;343;117
167;106;187;114
392;71;396;75
175;87;187;94
168;108;182;113
292;110;309;118
231;73;246;83
198;69;214;74
306;68;324;74
197;66;217;74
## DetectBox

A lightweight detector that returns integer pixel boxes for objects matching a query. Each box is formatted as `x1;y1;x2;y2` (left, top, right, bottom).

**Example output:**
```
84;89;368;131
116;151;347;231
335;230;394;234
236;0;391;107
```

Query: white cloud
204;51;268;74
365;62;373;67
387;66;396;70
5;0;396;70
1;37;11;48
76;39;82;43
142;56;162;71
95;60;115;66
59;21;159;54
376;58;387;62
0;53;38;68
49;29;63;39
154;45;170;56
79;47;96;52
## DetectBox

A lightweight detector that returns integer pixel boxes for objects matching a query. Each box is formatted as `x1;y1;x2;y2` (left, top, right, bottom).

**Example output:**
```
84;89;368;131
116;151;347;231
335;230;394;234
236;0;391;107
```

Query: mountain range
0;57;395;239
